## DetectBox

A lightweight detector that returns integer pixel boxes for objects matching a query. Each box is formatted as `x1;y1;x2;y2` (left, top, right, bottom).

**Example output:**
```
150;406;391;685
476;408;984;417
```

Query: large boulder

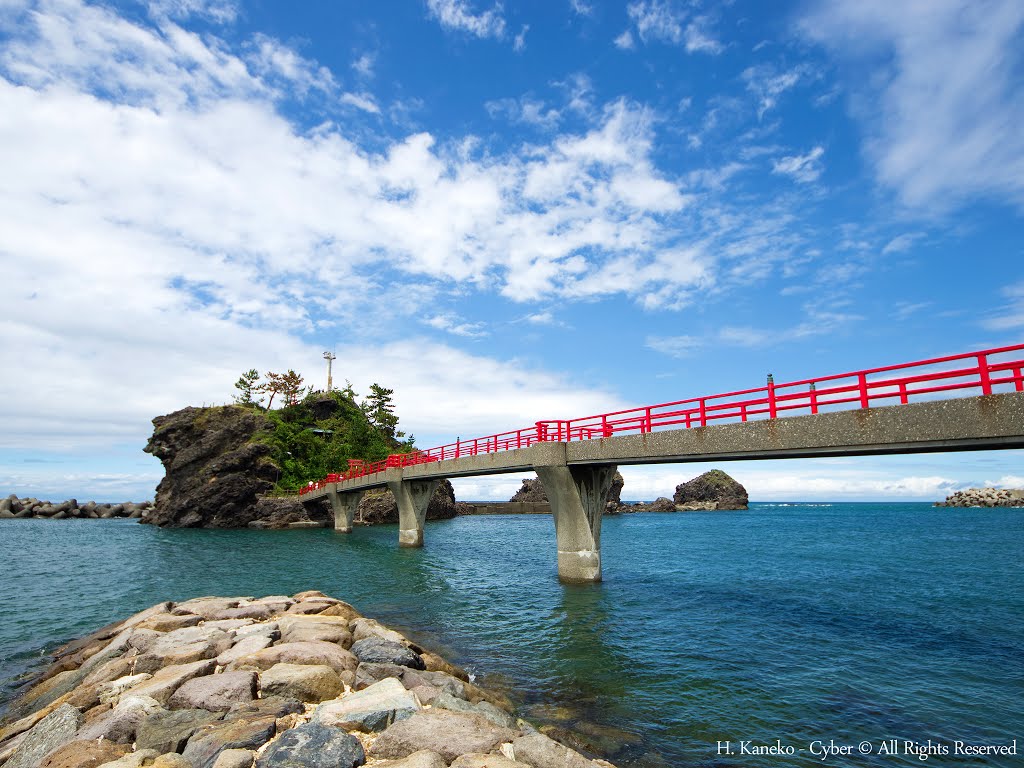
313;678;420;732
355;480;458;525
254;721;365;768
673;469;748;510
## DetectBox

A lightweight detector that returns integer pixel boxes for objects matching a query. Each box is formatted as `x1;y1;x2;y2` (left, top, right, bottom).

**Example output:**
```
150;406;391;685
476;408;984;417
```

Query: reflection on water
2;503;1023;767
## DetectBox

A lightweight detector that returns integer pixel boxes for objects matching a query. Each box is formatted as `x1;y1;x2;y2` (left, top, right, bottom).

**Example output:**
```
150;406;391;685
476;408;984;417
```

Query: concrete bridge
300;345;1024;583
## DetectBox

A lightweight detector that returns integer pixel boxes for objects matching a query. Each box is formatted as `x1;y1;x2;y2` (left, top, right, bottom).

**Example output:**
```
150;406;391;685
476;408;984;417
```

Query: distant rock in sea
935;488;1024;507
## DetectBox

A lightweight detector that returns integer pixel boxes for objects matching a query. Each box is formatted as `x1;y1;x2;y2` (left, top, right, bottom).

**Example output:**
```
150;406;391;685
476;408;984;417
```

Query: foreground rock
0;592;620;768
0;495;152;521
672;469;748;510
936;487;1024;507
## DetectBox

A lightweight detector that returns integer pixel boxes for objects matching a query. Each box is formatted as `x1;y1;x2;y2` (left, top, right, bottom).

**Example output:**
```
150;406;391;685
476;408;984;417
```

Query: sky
0;0;1022;503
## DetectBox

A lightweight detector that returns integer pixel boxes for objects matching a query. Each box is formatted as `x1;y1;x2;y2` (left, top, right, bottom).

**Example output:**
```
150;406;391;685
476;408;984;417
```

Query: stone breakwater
935;488;1024;507
0;592;619;768
0;496;152;521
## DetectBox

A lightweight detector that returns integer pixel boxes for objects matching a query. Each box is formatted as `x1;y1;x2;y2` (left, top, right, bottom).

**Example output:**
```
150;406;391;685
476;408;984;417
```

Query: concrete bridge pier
326;488;363;533
534;463;618;584
387;478;441;547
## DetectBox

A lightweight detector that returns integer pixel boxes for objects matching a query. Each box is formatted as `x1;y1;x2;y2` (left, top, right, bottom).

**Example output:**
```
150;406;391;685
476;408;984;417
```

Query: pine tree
233;369;262;406
363;383;400;438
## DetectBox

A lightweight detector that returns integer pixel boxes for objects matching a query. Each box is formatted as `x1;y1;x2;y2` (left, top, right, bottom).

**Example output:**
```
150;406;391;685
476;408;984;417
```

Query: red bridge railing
298;343;1024;494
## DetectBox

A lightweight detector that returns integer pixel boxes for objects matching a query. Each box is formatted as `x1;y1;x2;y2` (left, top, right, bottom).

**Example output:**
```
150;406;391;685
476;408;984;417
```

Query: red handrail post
644;407;652;433
1015;367;1023;392
858;372;869;408
698;398;707;427
899;382;908;405
978;353;992;395
602;415;611;438
767;374;777;419
809;382;818;415
455;438;460;459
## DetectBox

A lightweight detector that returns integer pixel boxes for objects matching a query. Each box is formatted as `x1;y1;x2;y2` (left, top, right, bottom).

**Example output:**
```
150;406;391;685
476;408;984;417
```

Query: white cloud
340;91;381;113
351;52;376;78
614;30;634;50
513;24;528;52
645;335;702;358
569;0;593;16
881;232;923;255
799;0;1024;212
625;1;722;53
424;313;489;338
486;96;561;129
742;64;806;119
984;281;1024;330
772;146;825;183
148;0;239;24
426;0;506;40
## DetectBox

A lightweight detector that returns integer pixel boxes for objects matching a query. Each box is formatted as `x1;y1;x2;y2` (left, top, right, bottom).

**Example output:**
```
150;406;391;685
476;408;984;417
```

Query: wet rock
351;638;425;670
136;707;223;753
433;691;516;729
350;618;408;645
511;732;597;768
254;721;365;768
168;671;258;712
4;704;82;768
313;677;420;732
259;663;346;704
370;710;516;764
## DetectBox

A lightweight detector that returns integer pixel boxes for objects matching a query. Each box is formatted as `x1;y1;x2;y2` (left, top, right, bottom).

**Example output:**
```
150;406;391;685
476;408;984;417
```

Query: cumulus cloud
799;0;1024;212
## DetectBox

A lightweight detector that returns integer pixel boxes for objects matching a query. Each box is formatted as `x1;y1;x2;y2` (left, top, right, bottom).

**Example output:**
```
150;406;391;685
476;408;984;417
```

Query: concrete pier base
326;488;363;533
387;479;441;548
534;463;618;583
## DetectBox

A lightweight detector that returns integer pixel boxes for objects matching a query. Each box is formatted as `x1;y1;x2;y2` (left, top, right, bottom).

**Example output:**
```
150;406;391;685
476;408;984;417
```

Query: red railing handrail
296;343;1024;493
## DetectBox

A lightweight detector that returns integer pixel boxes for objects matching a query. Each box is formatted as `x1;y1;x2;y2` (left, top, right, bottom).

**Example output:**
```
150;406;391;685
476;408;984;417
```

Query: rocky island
0;592;619;768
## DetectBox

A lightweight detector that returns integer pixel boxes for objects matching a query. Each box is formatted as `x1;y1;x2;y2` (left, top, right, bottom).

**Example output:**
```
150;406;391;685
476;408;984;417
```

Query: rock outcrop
673;469;748;510
935;488;1024;507
355;481;459;525
508;474;623;509
0;593;620;768
142;406;280;528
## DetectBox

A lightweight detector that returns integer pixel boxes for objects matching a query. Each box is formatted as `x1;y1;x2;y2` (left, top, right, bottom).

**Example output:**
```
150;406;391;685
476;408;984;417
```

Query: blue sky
0;0;1022;502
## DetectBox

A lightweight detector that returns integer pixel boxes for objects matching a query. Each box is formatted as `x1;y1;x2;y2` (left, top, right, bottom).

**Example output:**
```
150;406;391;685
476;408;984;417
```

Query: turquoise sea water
1;503;1022;766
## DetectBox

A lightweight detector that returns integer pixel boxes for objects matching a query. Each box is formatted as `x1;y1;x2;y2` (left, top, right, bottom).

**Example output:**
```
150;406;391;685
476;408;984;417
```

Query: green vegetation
231;370;414;491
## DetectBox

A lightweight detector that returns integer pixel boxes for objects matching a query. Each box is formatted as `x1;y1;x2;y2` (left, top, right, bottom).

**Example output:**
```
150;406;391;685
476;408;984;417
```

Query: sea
1;502;1021;767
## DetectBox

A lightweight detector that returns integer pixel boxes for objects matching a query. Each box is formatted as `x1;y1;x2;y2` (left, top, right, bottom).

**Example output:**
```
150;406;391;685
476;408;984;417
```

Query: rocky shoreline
0;496;153;521
0;592;620;768
935;487;1024;507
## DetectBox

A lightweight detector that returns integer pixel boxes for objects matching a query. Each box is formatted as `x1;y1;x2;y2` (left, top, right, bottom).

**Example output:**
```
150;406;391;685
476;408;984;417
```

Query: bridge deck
299;392;1024;501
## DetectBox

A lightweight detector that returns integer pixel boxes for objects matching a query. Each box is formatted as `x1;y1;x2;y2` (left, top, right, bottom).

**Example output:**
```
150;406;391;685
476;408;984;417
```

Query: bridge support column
387;478;441;548
534;463;617;584
326;488;363;533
